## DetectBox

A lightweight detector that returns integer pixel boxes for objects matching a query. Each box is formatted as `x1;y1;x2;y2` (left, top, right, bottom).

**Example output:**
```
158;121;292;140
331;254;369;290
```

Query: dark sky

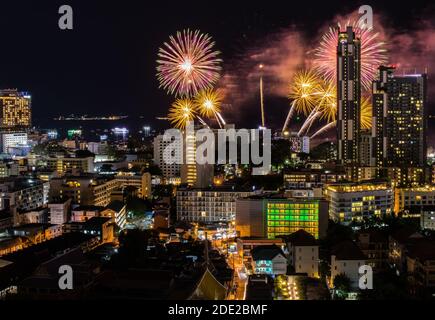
0;0;433;131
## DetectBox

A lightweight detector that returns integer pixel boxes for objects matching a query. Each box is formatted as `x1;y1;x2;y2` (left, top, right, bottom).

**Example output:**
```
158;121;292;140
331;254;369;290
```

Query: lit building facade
394;186;435;215
1;132;28;154
46;156;94;175
114;171;151;199
420;206;435;231
236;195;328;239
176;186;254;222
288;133;310;154
0;89;31;129
0;178;49;225
0;161;19;178
337;26;361;180
372;66;427;185
283;169;346;189
180;128;214;188
325;181;393;223
49;175;119;207
153;134;181;180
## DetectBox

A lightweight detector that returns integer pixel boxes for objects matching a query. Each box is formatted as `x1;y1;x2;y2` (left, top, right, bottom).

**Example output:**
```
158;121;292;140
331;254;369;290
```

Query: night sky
0;0;434;134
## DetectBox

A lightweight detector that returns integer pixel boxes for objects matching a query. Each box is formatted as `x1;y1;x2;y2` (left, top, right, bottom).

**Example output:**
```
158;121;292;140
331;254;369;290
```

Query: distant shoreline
53;115;128;121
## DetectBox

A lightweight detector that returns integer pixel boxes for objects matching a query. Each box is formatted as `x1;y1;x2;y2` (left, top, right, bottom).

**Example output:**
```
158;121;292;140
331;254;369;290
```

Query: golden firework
194;89;222;118
288;69;322;116
361;96;372;129
317;81;337;123
167;98;196;129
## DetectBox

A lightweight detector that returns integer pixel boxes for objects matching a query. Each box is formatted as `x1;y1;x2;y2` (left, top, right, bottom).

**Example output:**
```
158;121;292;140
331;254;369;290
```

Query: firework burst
317;82;337;123
167;98;196;129
157;29;222;97
313;20;388;90
194;89;223;118
288;69;322;116
361;95;372;130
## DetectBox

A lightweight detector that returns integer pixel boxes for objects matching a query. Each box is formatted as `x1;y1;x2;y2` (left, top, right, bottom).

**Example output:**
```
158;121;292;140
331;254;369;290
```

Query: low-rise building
18;208;48;224
0;161;18;178
283;169;346;189
82;217;114;243
420;206;435;230
177;186;255;223
330;241;366;289
251;245;287;275
71;205;104;222
10;223;62;242
46;156;94;175
236;237;285;265
394;186;435;216
101;200;127;229
286;230;319;278
0;178;49;225
48;198;72;225
406;240;435;296
389;228;424;274
356;229;389;272
49;174;119;207
114;171;151;199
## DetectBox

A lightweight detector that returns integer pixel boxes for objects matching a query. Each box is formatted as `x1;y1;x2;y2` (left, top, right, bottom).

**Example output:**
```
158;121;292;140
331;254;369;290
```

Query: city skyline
1;0;435;305
1;1;435;135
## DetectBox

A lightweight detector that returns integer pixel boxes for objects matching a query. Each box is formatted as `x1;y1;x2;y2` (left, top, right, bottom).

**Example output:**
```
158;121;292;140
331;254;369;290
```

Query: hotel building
176;186;254;222
46;156;95;175
0;89;32;129
372;66;427;186
325;181;393;223
235;194;328;239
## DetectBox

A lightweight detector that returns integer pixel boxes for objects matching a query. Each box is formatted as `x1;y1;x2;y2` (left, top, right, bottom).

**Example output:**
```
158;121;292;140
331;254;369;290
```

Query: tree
333;273;351;299
153;184;174;198
271;139;292;169
117;229;153;266
75;149;95;158
319;260;331;280
126;196;152;216
147;164;162;176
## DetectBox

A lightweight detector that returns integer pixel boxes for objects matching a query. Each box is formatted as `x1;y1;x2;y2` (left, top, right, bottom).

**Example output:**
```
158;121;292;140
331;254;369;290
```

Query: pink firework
157;29;222;97
313;21;388;90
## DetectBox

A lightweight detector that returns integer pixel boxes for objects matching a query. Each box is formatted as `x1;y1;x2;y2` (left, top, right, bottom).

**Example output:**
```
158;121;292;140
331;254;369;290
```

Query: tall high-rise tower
337;26;361;179
371;66;427;186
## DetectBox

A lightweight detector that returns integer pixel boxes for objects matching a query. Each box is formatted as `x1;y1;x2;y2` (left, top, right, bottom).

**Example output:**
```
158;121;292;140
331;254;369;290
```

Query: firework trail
282;100;297;132
216;112;226;126
259;64;265;127
311;121;336;139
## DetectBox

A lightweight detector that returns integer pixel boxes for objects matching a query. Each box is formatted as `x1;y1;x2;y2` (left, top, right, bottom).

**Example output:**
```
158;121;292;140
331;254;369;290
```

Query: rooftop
105;200;126;212
251;244;285;261
83;217;112;228
72;205;104;212
332;241;366;260
284;229;317;246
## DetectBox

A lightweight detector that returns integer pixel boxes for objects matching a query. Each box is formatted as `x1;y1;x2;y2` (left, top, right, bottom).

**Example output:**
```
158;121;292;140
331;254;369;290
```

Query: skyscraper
153;134;181;183
0;89;32;129
180;124;214;188
337;27;361;180
372;66;427;186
